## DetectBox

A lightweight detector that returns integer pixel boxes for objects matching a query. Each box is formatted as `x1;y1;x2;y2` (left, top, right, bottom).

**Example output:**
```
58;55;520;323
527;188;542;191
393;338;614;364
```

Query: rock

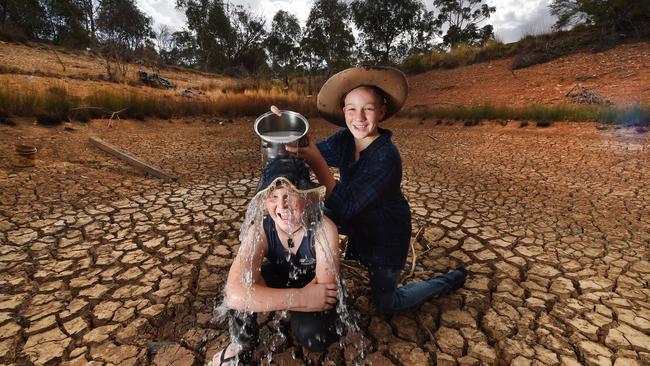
613;358;640;366
578;340;613;366
436;353;457;366
482;308;516;341
435;327;464;357
469;342;496;365
511;356;533;366
607;324;650;353
364;352;395;366
22;327;71;364
82;324;120;344
387;341;430;365
457;355;480;366
578;278;614;293
368;317;393;343
390;315;419;343
151;343;195;366
441;309;477;328
90;342;140;364
565;317;599;341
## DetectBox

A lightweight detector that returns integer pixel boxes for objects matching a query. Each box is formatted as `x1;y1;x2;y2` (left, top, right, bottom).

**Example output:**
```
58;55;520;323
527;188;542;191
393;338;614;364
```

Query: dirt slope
0;41;233;98
0;40;649;108
406;42;650;109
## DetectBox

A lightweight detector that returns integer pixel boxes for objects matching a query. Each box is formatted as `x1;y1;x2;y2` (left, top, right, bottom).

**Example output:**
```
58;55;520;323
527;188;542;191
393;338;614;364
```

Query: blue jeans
367;265;466;313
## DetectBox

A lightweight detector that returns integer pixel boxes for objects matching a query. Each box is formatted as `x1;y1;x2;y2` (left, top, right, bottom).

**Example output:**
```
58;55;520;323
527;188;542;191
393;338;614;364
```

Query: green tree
0;0;49;40
302;0;355;76
432;0;495;48
351;0;434;65
223;2;266;74
266;10;301;89
175;0;266;73
43;0;92;47
550;0;650;34
96;0;153;51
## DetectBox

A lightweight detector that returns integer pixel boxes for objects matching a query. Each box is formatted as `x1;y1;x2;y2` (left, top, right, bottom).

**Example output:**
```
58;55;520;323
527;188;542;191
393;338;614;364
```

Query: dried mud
0;118;648;365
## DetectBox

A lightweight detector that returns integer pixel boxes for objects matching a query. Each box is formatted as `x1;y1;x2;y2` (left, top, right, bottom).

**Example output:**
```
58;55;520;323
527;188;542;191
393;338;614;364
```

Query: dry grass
0;80;318;120
402;104;650;126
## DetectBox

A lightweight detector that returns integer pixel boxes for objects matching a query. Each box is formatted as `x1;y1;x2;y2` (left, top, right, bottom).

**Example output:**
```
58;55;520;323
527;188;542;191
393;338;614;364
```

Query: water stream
214;181;368;364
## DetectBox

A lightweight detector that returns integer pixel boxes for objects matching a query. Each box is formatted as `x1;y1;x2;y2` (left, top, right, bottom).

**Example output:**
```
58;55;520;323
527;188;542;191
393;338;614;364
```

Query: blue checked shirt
317;128;412;268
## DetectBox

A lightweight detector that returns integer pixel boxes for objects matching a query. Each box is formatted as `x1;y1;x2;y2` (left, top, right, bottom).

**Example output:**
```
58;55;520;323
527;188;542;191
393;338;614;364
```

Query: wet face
343;87;386;141
265;184;306;232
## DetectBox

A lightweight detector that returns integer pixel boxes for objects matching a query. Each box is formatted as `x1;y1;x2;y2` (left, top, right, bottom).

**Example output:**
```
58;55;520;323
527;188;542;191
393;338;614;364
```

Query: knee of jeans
292;319;332;352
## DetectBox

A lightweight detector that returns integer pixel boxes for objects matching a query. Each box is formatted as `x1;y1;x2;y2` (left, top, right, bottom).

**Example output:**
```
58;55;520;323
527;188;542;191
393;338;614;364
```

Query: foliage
351;0;436;65
0;0;50;41
42;0;92;48
175;0;266;74
96;0;153;51
550;0;650;34
402;39;506;73
432;0;496;48
301;0;355;76
266;10;301;86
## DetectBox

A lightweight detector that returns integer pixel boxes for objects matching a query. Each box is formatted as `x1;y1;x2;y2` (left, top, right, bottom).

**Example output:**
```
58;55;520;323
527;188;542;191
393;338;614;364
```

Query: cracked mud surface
1;118;648;365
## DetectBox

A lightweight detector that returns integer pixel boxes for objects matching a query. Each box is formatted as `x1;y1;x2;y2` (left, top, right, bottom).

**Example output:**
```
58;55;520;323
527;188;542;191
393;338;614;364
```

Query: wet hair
340;85;387;108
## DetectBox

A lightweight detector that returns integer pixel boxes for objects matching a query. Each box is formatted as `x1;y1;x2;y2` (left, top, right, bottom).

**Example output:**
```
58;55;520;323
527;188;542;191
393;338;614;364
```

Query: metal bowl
254;110;309;164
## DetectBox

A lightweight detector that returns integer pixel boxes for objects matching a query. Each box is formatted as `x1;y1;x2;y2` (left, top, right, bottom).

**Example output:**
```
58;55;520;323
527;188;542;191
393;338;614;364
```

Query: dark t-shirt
317;128;411;268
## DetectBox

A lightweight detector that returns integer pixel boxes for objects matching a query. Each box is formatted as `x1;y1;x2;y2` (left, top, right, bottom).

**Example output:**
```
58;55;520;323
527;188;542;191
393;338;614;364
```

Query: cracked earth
1;118;648;366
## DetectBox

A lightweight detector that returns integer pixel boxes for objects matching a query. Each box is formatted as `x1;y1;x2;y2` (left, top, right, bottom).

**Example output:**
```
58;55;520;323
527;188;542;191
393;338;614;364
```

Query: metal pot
254;110;309;165
14;144;37;167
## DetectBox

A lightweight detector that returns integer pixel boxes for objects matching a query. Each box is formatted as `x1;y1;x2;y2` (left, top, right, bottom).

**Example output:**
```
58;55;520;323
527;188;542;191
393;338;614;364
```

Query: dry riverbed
1;117;648;365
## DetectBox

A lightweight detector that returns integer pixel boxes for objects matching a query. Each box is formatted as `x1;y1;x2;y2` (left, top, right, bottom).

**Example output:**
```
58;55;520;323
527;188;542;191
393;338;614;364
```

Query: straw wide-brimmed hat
317;66;408;127
254;156;325;200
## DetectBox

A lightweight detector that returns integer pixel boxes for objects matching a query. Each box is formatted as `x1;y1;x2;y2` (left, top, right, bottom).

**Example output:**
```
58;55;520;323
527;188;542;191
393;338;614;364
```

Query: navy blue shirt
317;128;411;268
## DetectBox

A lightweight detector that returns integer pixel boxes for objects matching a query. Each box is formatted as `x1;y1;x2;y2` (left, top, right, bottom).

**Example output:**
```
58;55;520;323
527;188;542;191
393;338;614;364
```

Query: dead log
89;136;178;181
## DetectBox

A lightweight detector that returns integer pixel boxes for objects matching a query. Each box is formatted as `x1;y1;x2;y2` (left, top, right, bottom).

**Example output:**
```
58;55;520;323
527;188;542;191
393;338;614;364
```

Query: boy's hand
285;134;321;165
296;278;338;312
270;105;282;116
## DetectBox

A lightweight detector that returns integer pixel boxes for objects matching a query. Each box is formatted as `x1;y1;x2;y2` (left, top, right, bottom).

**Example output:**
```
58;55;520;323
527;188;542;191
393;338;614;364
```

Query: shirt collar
359;127;391;158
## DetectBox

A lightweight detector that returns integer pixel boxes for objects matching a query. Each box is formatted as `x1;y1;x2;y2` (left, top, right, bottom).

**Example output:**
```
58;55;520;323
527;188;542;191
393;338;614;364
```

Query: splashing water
212;180;369;364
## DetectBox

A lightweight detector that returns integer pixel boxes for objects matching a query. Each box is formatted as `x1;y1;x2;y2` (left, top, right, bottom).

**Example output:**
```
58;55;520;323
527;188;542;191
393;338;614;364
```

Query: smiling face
265;183;306;233
343;86;386;141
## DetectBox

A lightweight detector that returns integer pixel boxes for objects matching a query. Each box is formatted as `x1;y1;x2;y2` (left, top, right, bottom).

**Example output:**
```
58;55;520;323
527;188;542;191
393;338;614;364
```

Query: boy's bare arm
225;224;337;313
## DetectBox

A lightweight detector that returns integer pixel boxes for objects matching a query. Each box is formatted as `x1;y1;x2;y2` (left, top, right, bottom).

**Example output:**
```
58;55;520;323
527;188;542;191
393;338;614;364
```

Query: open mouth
352;123;368;131
277;211;292;222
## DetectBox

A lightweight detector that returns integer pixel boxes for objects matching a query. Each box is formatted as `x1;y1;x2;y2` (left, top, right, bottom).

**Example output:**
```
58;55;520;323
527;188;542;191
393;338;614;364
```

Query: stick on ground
89;136;178;181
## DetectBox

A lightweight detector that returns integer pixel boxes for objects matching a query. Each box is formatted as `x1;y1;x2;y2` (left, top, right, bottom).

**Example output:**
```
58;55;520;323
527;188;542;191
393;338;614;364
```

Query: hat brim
317;66;408;127
253;177;326;202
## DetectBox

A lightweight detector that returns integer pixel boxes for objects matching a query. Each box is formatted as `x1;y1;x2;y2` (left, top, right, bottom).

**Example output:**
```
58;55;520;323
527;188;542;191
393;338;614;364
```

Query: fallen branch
89;136;178;181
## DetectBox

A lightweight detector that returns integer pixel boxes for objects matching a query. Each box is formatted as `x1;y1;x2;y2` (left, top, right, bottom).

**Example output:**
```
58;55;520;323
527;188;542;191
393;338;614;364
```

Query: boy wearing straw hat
279;66;467;314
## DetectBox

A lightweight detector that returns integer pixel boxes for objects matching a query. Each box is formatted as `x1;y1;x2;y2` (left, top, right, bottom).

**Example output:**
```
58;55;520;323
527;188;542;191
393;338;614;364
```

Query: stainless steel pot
254;110;309;165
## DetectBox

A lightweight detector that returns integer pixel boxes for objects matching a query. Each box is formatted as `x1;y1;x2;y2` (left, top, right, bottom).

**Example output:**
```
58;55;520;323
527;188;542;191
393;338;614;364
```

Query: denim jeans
367;265;466;313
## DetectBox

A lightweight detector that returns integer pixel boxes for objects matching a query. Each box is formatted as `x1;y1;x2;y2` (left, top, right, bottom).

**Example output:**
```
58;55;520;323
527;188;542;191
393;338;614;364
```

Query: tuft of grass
0;82;319;120
402;104;650;126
